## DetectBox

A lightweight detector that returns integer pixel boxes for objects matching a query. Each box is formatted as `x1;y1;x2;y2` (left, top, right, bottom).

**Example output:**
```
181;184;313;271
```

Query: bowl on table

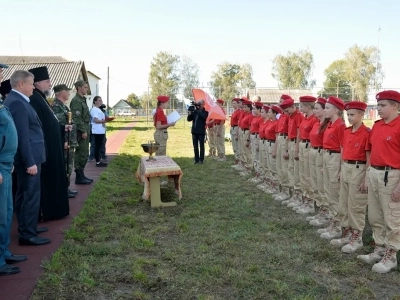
141;143;160;161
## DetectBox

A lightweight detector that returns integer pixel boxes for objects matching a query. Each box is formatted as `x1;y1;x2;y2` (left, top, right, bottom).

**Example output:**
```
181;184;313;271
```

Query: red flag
192;88;226;120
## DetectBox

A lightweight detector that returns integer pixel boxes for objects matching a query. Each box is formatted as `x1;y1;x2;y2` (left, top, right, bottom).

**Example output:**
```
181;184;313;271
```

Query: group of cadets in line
222;92;400;274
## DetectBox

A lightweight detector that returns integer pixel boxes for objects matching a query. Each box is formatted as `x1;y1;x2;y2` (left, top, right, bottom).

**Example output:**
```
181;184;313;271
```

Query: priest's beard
44;90;51;97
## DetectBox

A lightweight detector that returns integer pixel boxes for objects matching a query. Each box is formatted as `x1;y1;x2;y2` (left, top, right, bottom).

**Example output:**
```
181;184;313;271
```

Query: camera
188;100;200;112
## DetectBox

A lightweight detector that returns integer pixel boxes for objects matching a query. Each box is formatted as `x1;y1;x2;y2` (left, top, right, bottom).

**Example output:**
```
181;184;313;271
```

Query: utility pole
106;66;110;115
375;27;381;93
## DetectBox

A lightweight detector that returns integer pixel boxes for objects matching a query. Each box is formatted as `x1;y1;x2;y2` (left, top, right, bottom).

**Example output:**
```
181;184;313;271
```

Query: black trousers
93;134;105;163
15;164;41;239
192;134;206;162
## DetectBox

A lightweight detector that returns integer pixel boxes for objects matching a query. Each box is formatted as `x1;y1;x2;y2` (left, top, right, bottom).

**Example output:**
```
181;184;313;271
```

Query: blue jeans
0;162;14;267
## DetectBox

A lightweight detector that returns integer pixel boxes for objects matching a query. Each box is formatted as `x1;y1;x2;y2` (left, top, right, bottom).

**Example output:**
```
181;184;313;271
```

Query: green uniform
70;94;90;171
51;98;78;179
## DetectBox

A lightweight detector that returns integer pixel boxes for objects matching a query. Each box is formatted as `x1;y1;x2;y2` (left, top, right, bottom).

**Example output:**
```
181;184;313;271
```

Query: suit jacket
4;90;46;168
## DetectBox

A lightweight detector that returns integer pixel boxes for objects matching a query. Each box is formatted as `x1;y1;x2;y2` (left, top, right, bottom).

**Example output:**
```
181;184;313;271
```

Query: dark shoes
5;255;28;264
194;161;204;164
75;170;92;185
68;191;75;198
36;227;49;234
19;236;51;246
0;264;20;276
69;189;78;195
96;161;108;167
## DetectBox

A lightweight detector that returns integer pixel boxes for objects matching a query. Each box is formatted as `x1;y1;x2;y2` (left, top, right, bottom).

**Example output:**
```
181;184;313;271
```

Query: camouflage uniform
70;93;90;171
51;98;78;179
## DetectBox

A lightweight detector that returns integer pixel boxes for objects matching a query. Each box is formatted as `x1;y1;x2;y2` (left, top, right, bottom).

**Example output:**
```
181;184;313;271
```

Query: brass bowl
141;143;160;161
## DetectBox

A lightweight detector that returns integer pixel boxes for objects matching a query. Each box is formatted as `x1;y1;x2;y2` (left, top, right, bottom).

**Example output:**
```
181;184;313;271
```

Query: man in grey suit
4;70;51;246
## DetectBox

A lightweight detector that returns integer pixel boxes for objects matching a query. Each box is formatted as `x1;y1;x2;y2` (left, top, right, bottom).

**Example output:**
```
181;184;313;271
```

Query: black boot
67;179;78;195
82;169;93;182
68;190;76;198
75;170;91;185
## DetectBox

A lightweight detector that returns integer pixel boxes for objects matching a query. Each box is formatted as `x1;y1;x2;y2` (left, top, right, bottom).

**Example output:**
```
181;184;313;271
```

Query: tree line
126;44;382;108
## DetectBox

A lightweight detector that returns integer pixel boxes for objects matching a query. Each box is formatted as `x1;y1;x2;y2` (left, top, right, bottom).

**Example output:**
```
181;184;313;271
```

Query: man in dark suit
4;70;51;246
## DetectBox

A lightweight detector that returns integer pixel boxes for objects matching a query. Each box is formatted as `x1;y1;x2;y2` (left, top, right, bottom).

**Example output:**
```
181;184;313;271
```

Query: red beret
376;90;400;103
253;102;263;108
299;96;317;103
242;100;252;106
279;98;295;109
240;96;249;101
317;97;327;105
157;95;169;103
271;105;283;114
326;96;345;111
262;105;270;111
232;97;240;102
216;99;224;104
280;94;292;100
344;101;367;111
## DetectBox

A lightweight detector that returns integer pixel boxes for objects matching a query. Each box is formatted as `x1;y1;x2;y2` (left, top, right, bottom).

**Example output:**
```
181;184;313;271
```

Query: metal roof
0;56;68;64
1;61;90;98
248;88;313;104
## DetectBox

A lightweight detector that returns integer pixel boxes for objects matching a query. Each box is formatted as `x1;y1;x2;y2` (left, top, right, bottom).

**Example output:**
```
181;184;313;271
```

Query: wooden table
135;155;183;208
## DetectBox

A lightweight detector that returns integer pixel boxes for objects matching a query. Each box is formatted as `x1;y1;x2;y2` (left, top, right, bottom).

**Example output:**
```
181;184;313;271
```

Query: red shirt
368;116;400;168
265;120;278;140
214;107;226;125
230;109;240;126
309;120;324;148
237;109;245;125
299;114;318;140
341;124;370;161
288;110;304;139
250;116;262;133
258;120;269;139
154;107;167;127
276;114;289;134
323;118;346;151
239;112;253;129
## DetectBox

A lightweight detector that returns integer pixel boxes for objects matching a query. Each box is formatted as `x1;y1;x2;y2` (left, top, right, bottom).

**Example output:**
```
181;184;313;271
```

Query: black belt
232;125;238;128
241;128;249;131
312;146;323;150
251;133;258;136
279;133;288;136
325;149;340;154
301;139;310;143
371;166;399;186
345;160;366;165
289;138;296;142
267;139;275;143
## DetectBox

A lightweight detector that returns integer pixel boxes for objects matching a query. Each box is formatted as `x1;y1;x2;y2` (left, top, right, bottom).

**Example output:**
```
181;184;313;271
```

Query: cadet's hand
64;142;68;150
392;186;400;202
0;173;3;184
283;151;289;160
64;125;72;131
272;149;277;158
358;179;368;193
294;148;299;161
82;133;88;139
245;141;250;148
26;165;38;175
169;122;176;127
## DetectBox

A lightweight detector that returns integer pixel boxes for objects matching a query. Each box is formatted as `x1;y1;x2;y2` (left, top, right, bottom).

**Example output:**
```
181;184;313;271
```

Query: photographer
187;99;209;164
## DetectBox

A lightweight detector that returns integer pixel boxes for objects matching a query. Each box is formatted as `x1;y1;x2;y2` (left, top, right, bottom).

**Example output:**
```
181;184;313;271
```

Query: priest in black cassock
28;66;69;221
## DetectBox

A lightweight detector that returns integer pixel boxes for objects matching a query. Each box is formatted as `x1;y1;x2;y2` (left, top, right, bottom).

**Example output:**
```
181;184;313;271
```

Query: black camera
188;100;200;112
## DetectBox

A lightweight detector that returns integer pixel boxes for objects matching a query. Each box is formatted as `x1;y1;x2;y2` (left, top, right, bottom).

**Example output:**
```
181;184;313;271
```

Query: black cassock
29;89;69;220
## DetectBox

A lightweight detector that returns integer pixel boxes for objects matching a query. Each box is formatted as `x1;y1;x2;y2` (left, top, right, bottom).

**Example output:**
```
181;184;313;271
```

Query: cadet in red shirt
257;105;271;191
153;95;175;155
296;96;318;215
330;101;370;254
230;98;241;165
237;100;254;176
214;99;227;161
308;98;329;227
274;95;292;201
249;102;264;182
320;96;346;241
233;98;246;171
280;98;304;208
358;90;400;273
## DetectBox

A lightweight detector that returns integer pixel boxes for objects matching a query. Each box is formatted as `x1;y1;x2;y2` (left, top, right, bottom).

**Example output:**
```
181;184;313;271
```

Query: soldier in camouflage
51;84;79;198
70;80;92;185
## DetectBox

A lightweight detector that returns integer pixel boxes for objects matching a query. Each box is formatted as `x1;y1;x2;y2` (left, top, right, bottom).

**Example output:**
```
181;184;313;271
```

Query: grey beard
44;90;51;97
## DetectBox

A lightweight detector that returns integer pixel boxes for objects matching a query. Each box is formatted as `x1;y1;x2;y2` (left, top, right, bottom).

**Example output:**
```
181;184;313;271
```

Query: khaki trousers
309;148;325;206
251;135;260;173
241;130;252;169
215;124;226;157
207;127;216;154
267;141;277;181
154;129;168;156
337;162;368;230
288;140;300;190
299;142;311;197
322;151;341;215
259;140;267;177
276;135;289;187
238;128;244;163
230;127;239;160
368;167;400;250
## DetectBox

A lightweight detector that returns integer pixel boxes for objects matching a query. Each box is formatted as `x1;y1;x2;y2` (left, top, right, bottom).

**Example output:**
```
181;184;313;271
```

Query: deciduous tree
180;56;200;100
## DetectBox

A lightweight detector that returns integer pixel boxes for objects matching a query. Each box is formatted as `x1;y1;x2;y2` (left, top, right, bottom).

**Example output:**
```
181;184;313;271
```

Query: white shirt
90;107;106;134
11;89;30;102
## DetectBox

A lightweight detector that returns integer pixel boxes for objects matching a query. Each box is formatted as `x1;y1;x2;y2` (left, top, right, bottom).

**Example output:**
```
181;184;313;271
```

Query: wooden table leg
149;177;177;208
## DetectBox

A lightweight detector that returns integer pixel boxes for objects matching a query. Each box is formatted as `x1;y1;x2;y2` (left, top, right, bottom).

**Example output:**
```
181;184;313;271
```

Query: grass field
31;119;400;300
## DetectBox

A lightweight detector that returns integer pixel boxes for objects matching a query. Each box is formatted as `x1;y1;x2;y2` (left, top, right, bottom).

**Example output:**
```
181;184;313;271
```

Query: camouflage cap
74;80;87;88
54;84;72;93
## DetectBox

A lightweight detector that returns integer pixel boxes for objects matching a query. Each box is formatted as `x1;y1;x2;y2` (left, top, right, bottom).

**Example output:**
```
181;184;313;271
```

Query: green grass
31;119;400;300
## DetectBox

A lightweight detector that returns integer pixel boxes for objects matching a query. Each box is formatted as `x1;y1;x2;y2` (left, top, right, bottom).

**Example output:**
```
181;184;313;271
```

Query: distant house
111;99;137;116
248;88;313;104
0;56;101;108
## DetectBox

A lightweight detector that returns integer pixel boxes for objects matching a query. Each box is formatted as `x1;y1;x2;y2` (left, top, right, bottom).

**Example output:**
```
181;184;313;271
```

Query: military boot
330;227;352;247
82;169;93;182
75;170;91;185
372;247;398;273
357;245;386;265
